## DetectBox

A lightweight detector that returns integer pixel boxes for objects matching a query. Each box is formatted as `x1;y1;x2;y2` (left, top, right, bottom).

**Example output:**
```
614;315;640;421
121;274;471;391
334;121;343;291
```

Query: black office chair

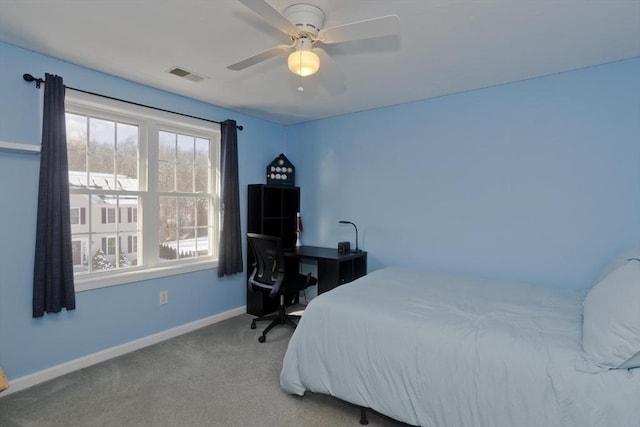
247;233;317;343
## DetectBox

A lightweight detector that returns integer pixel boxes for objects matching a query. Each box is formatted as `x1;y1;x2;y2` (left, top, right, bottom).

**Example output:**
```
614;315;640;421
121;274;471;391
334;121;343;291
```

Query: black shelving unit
246;184;300;316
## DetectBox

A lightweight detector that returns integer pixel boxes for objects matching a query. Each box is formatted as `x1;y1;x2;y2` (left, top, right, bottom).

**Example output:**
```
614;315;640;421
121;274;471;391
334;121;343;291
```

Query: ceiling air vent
167;66;206;82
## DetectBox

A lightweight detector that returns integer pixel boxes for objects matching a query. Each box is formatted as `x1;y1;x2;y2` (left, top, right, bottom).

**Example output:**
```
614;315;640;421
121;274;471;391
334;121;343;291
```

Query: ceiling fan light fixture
288;37;319;77
288;50;319;77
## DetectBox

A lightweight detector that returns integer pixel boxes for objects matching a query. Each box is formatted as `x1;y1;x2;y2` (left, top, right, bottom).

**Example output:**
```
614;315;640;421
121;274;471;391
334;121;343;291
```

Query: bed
280;261;640;427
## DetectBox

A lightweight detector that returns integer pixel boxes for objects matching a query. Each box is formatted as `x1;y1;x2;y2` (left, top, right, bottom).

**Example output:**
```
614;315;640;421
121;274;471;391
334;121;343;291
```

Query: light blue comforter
280;267;640;427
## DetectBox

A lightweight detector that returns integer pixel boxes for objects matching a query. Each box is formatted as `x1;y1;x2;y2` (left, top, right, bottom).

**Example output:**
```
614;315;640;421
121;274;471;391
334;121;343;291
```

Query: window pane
178;241;196;259
158;161;175;192
126;235;139;267
116;122;138;190
179;197;196;228
176;162;193;192
178;197;195;258
177;134;194;162
71;237;89;273
195;227;209;255
196;197;209;227
177;134;194;192
88;118;115;177
159;131;176;162
159;227;178;245
159;244;177;260
159;196;177;229
118;239;135;268
194;138;209;192
159;195;178;262
66;113;87;173
158;131;176;191
92;234;116;271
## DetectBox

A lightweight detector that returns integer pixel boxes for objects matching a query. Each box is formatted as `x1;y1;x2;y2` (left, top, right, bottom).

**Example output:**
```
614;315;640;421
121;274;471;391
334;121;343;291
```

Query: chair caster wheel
251;323;256;329
258;335;266;343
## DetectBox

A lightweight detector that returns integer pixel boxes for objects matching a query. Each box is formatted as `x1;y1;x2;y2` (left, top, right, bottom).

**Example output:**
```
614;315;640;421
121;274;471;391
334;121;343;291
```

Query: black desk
285;246;367;294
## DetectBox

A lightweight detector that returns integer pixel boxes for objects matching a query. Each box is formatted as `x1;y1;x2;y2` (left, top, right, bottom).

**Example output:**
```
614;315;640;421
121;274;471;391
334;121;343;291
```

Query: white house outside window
65;91;220;291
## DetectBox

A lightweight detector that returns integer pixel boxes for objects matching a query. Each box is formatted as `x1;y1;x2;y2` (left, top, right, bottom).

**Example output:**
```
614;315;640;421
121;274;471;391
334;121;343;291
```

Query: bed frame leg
359;407;369;425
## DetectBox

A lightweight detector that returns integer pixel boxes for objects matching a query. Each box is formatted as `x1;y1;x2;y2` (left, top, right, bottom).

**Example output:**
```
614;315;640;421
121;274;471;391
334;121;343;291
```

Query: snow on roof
69;171;138;206
69;171;138;192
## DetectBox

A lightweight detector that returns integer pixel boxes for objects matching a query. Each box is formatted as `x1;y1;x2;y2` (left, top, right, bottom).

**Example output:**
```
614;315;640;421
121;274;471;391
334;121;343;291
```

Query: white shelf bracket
0;141;41;155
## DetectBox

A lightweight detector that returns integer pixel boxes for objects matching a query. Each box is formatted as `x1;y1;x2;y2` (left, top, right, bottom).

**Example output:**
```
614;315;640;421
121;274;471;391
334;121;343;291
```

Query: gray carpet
0;313;403;427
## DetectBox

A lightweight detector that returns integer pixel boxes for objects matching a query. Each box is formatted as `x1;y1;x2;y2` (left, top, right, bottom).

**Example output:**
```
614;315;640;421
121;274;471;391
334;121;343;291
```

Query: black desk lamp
339;220;359;252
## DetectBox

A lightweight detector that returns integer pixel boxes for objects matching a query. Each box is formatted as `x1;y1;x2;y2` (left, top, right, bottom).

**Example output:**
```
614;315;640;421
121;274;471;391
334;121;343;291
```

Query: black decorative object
266;153;295;186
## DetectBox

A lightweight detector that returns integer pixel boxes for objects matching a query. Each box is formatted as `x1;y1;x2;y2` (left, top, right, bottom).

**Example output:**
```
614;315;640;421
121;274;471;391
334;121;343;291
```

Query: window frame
70;207;86;225
101;236;117;256
101;207;116;224
66;90;221;292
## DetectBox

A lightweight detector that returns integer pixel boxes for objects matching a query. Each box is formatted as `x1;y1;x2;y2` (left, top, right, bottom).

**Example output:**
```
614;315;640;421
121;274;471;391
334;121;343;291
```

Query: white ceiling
1;1;639;125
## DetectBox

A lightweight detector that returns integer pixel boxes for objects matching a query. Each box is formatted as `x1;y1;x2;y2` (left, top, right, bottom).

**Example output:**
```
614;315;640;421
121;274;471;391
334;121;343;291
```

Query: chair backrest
247;233;285;298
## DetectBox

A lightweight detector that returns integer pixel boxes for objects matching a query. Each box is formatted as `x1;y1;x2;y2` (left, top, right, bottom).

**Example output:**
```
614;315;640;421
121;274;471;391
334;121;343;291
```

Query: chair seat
281;273;317;293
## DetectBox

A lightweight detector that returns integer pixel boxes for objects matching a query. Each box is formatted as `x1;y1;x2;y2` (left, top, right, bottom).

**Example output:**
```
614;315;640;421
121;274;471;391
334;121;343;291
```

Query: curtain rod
22;73;243;131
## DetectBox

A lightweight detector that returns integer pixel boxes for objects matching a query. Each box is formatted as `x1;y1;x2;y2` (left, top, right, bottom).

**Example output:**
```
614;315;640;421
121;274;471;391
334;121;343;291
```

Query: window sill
74;259;219;292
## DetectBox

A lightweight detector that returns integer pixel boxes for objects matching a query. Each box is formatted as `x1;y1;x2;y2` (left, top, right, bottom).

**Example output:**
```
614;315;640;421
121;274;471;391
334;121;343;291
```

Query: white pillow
582;259;640;369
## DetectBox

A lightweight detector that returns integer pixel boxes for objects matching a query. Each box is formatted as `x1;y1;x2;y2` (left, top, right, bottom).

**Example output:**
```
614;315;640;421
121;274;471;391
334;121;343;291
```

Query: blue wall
289;58;640;291
0;42;285;380
1;41;638;382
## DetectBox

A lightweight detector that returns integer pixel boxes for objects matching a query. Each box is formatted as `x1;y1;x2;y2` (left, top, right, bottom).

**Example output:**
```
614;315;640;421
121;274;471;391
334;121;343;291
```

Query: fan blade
314;48;346;95
227;44;294;71
237;0;298;35
317;14;401;44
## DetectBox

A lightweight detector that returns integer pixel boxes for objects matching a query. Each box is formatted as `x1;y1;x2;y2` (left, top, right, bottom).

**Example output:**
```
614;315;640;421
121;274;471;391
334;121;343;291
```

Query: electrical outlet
159;290;168;305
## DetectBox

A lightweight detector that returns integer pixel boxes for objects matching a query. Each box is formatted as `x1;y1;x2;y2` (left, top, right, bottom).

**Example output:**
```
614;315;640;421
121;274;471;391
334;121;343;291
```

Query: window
127;207;137;223
65;91;220;290
70;207;86;225
101;207;116;224
128;235;138;254
101;236;117;256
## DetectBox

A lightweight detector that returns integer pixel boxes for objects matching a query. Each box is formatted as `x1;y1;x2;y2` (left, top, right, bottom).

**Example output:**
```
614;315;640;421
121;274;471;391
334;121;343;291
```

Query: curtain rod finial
23;73;43;88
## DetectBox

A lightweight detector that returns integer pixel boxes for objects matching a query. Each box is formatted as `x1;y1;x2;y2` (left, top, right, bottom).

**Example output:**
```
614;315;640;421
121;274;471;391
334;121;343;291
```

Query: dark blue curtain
217;119;243;277
33;74;76;317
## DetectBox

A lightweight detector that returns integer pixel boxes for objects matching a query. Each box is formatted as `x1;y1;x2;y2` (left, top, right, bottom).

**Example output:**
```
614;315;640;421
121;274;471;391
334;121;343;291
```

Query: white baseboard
0;306;246;397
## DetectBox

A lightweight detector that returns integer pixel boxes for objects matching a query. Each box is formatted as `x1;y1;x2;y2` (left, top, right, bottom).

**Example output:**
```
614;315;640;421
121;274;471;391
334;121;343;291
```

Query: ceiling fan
228;0;401;79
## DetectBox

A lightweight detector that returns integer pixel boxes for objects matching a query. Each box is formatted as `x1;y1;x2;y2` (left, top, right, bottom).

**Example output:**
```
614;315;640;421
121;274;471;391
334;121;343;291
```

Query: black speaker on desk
337;241;351;254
